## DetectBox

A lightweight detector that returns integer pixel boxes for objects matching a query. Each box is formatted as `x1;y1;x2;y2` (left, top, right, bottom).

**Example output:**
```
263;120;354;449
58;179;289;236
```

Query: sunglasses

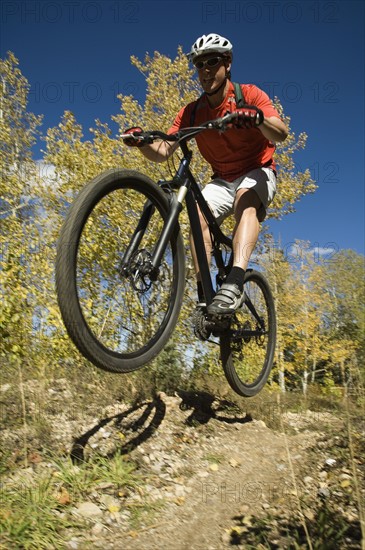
194;56;224;70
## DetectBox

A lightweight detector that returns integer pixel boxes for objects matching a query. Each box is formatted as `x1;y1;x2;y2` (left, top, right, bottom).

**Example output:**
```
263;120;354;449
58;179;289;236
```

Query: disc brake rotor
127;249;153;292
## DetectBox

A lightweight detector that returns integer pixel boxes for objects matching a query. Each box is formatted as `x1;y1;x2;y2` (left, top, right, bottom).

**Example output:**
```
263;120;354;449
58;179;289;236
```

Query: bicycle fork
119;179;187;282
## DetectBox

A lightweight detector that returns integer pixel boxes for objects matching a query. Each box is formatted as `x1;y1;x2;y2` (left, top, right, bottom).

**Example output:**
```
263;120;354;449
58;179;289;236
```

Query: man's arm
259;116;288;143
243;85;289;143
139;139;179;162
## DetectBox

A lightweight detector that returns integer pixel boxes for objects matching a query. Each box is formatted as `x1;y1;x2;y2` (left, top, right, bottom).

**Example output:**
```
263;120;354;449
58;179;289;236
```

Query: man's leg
190;183;232;304
207;188;261;315
232;188;261;270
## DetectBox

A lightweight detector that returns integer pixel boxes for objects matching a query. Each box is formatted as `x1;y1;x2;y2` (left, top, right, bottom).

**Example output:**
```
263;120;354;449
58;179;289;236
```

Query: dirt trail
75;392;326;549
1;381;363;549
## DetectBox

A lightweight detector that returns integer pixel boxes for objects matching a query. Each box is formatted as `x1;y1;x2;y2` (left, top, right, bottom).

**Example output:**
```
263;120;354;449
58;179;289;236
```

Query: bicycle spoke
75;185;178;356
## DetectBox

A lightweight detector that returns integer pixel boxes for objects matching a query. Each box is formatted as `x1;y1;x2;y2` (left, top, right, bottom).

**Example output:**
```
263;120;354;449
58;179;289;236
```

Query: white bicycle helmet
187;33;233;61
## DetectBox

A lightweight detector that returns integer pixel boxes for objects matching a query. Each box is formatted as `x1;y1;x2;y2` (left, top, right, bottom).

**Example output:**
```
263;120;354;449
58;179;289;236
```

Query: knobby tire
55;168;185;373
220;269;276;397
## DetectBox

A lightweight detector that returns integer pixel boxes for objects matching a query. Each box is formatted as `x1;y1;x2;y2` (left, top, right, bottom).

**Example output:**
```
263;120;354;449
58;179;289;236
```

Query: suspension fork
119;187;184;280
121;158;190;281
140;157;192;280
119;200;155;273
149;182;187;279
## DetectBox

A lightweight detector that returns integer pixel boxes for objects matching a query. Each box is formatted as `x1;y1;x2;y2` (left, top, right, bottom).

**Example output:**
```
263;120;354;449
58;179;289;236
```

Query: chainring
193;306;212;341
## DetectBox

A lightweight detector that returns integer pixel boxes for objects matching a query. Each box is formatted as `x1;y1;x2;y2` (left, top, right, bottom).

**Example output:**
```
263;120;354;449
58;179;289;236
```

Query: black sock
197;281;205;303
225;267;245;292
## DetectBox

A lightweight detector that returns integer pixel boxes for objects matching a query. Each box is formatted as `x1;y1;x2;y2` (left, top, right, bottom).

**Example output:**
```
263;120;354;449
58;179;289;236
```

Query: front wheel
220;269;276;397
55;168;186;373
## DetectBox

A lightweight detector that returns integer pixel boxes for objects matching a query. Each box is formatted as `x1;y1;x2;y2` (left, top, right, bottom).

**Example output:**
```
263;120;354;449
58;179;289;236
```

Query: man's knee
234;189;261;219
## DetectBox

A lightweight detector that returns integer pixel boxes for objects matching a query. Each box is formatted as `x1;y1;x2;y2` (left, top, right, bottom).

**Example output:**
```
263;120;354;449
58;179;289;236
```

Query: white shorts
202;167;277;223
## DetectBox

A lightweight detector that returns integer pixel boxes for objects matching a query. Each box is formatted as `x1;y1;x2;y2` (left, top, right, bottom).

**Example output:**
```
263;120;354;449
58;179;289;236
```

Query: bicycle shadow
70;394;166;463
177;389;253;427
70;390;251;463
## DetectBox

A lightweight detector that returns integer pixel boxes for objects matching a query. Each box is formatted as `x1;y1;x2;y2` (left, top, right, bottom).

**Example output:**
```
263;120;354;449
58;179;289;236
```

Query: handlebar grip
149;131;178;142
206;112;238;130
121;131;177;143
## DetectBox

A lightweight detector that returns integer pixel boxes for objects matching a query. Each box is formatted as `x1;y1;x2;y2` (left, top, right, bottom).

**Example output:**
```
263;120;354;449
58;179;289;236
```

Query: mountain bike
55;111;276;397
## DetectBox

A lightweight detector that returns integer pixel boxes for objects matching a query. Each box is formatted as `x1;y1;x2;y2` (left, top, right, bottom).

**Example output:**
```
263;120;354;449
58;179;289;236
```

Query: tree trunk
276;334;286;393
302;369;308;395
311;357;317;383
279;367;286;393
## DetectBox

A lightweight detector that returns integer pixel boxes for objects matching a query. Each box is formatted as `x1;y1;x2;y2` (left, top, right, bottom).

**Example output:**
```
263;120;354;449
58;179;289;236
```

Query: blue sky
1;0;364;257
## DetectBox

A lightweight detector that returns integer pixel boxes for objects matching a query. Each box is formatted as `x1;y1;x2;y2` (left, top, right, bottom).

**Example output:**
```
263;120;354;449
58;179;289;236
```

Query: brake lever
140;133;154;144
120;131;154;144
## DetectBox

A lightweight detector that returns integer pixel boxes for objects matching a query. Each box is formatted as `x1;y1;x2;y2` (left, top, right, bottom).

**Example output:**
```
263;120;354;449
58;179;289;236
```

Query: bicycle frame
183;161;233;306
55;109;276;394
121;141;233;306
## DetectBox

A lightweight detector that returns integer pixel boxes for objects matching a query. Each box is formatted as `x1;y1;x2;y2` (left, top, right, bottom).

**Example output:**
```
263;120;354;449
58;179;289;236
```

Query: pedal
206;309;233;322
207;312;231;336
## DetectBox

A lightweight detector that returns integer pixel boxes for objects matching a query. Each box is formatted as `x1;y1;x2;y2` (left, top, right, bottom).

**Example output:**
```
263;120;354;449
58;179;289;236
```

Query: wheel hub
125;249;154;292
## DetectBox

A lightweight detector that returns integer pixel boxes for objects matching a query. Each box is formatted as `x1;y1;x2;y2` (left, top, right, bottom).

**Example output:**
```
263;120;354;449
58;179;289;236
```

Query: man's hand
122;126;146;147
234;106;264;128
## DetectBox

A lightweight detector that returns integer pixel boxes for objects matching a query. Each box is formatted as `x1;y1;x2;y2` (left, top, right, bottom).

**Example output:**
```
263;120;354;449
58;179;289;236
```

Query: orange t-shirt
168;82;281;181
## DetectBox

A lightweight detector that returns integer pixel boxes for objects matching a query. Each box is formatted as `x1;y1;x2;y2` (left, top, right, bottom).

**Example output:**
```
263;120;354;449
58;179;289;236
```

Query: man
123;33;288;316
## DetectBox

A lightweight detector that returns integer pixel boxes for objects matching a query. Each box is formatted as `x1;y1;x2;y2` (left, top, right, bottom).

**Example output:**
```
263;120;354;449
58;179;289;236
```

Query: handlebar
120;111;248;146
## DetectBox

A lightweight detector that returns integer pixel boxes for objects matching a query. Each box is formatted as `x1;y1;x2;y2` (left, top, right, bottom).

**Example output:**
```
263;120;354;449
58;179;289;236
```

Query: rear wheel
220;269;276;397
55;168;186;373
